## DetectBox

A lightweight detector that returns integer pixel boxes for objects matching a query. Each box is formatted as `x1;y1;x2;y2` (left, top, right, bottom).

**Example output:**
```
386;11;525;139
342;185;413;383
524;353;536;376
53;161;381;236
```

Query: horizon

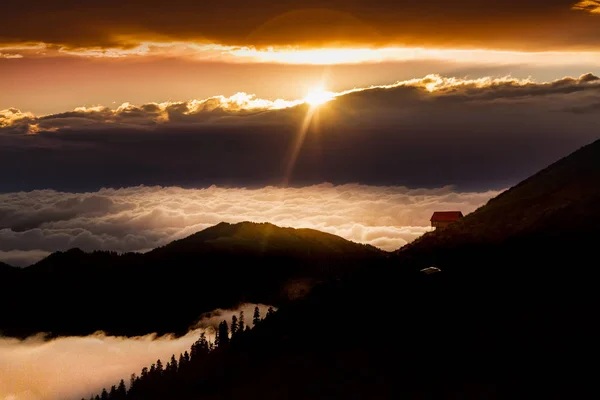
1;2;599;400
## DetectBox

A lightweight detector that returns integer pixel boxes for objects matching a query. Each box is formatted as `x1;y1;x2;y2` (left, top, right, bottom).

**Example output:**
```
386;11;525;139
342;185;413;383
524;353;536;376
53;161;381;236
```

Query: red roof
430;211;464;222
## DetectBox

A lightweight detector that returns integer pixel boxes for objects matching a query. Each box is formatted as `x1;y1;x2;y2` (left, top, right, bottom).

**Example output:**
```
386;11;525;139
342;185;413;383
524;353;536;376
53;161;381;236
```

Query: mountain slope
0;261;16;271
396;138;600;273
0;222;384;338
125;138;600;399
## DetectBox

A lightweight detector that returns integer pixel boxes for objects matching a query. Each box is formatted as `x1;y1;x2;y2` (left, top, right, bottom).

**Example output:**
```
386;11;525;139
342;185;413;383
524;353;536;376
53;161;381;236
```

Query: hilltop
156;221;379;257
0;222;384;338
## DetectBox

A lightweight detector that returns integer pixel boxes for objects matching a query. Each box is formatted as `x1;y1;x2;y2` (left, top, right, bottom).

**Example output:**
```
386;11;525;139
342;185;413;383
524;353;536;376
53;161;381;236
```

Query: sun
303;87;335;106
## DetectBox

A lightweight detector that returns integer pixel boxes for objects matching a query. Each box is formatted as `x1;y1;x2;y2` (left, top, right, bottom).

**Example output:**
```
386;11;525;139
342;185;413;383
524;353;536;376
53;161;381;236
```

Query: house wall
432;221;454;230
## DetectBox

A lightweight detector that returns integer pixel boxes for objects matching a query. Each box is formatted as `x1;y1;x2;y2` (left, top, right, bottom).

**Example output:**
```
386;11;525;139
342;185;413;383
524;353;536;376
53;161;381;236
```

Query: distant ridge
154;221;381;257
0;261;15;270
0;221;385;338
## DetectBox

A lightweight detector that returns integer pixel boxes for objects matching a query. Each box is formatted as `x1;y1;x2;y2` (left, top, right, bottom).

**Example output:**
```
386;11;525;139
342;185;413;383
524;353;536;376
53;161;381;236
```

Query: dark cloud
1;1;600;50
1;73;599;192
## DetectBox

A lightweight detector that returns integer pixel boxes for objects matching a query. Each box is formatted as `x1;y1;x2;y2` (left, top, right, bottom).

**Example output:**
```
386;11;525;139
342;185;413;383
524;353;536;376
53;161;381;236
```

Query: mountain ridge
0;221;385;338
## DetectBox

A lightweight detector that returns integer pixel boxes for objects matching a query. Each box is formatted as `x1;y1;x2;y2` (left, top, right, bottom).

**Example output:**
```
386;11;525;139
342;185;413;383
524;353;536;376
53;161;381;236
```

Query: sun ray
283;83;335;185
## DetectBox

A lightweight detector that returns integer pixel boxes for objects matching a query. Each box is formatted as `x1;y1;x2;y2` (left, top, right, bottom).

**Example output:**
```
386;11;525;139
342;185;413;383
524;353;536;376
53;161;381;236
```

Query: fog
0;304;272;400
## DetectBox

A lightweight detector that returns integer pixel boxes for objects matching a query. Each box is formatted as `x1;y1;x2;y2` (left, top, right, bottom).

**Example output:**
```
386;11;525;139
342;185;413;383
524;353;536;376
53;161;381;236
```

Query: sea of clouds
0;184;500;266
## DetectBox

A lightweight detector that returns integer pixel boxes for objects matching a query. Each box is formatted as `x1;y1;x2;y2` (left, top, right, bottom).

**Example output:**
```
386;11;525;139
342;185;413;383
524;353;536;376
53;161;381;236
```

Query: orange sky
2;1;600;114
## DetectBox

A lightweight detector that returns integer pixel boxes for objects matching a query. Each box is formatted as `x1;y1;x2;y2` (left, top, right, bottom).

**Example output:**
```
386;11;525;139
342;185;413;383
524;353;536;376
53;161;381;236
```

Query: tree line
83;306;275;400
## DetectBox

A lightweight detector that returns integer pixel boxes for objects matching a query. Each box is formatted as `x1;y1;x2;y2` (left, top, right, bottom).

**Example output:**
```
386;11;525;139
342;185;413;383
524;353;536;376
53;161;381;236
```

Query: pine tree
156;359;164;375
231;315;238;337
141;367;149;381
117;380;126;399
109;385;117;399
178;353;186;371
192;332;209;360
238;311;245;332
129;373;137;394
253;306;261;326
169;354;178;374
217;320;229;346
100;388;108;400
267;306;275;318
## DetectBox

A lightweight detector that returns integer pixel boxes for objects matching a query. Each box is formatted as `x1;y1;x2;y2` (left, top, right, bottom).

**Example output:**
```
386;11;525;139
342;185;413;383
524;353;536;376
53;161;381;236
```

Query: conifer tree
169;354;178;374
253;306;261;326
117;380;126;399
217;320;229;346
129;373;138;393
100;388;108;400
231;315;238;337
141;367;149;380
238;311;245;332
267;306;275;318
109;385;117;399
178;353;186;371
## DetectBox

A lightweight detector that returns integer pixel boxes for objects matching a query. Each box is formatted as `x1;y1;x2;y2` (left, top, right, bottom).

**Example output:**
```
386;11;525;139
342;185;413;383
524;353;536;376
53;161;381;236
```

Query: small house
430;211;463;230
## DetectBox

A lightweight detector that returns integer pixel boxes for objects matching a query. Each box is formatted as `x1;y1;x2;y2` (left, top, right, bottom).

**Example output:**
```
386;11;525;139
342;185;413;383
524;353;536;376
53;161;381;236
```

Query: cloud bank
3;72;600;133
1;73;599;193
1;1;600;50
0;184;499;266
0;304;271;400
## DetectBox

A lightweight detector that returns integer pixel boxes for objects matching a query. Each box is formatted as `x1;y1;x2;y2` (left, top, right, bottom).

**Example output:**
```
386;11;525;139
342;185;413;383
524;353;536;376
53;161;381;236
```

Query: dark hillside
0;222;384;338
89;138;600;399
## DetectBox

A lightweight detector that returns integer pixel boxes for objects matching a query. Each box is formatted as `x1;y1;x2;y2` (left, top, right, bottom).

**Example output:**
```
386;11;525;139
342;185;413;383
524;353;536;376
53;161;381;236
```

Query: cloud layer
0;304;271;400
1;73;599;193
0;184;499;266
1;1;600;50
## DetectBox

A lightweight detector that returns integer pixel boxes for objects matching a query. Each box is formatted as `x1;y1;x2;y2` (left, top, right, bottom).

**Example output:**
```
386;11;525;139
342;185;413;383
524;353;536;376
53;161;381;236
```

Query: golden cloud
573;0;600;13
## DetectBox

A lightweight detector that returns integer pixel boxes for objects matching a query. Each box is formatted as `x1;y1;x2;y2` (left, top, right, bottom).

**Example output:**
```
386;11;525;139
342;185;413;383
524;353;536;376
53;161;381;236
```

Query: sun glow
303;87;335;106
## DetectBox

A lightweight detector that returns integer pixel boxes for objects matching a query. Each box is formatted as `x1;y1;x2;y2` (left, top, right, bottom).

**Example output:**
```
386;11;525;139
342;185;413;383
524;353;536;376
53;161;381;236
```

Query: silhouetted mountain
394;138;600;278
0;222;384;338
88;138;600;399
411;137;599;244
0;261;16;271
156;221;377;257
0;262;19;292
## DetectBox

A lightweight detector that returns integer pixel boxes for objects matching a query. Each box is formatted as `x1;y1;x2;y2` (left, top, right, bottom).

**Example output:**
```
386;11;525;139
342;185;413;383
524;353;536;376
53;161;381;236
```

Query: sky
1;1;600;263
2;1;600;114
2;3;600;399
